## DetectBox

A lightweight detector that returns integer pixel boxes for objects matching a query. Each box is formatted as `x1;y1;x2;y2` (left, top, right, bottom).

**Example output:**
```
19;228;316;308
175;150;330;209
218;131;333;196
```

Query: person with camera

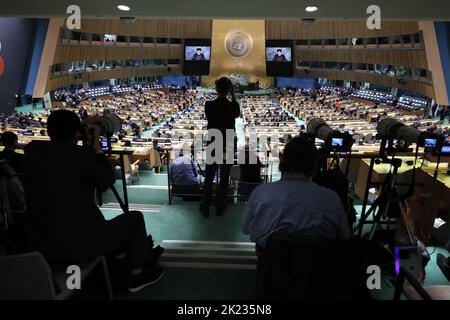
199;77;241;217
23;110;164;293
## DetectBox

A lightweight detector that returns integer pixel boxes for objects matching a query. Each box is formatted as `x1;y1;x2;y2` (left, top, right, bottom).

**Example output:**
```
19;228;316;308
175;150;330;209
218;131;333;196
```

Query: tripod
97;148;134;213
357;157;414;243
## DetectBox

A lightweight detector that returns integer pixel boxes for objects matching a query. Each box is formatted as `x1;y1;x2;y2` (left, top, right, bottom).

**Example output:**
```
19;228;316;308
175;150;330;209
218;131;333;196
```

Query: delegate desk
354;156;420;200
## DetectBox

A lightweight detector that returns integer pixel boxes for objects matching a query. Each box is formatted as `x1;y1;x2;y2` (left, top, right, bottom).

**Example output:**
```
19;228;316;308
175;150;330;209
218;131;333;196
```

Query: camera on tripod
81;114;122;152
376;118;448;156
306;118;353;153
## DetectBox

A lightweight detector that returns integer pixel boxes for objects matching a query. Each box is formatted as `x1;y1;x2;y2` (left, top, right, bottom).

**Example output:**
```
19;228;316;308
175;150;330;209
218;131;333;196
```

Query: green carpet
98;169;450;300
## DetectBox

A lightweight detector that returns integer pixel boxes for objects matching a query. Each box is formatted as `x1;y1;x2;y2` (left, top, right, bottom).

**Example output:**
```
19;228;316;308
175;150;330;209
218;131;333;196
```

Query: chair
150;149;162;173
363;133;373;144
256;236;373;300
237;181;261;201
230;165;241;182
0;252;114;300
0;161;26;231
130;159;140;181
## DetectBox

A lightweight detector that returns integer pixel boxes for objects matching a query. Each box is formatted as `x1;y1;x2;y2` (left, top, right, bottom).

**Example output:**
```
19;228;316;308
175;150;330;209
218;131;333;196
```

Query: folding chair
0;252;113;300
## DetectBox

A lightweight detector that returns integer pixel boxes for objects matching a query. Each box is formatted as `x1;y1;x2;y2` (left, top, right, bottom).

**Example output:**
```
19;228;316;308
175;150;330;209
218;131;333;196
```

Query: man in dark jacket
24;110;163;292
200;77;240;217
0;131;24;174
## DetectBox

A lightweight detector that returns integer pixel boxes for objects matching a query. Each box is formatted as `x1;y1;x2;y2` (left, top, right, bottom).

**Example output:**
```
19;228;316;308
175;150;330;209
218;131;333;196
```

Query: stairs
159;240;257;270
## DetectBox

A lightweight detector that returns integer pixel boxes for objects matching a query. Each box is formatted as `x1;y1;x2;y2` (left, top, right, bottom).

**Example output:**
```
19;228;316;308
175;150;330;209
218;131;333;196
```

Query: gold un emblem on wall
224;30;253;58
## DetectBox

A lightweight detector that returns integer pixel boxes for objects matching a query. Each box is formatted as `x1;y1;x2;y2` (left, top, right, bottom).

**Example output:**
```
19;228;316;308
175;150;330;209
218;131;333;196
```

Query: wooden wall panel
294;69;435;98
266;21;421;40
419;21;449;105
45;66;182;92
33;18;65;98
53;45;183;64
295;48;428;69
78;19;213;38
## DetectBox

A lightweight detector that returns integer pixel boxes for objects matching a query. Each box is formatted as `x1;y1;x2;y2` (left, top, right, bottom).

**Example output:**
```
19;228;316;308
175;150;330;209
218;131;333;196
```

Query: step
159;240;257;270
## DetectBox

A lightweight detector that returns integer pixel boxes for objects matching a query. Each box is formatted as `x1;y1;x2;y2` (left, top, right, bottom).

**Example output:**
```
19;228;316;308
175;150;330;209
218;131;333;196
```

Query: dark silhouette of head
1;131;18;149
279;136;318;176
215;77;233;97
47;110;81;143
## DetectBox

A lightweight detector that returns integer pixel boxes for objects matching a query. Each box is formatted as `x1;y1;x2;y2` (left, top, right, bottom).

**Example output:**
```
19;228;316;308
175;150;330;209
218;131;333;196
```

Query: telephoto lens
83;114;122;137
98;113;122;136
377;118;421;146
306;118;333;141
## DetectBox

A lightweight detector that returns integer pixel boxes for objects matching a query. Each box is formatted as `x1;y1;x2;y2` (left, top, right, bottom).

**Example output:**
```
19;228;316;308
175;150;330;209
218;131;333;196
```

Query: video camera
306;118;353;153
376;118;449;156
81;113;122;138
81;114;122;153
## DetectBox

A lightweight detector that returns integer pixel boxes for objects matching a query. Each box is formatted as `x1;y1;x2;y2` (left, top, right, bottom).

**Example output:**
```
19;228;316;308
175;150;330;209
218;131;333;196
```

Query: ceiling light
117;5;131;11
305;6;318;12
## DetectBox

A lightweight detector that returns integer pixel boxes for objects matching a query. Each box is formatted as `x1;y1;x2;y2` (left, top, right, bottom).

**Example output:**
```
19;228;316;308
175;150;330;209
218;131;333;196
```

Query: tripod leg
110;185;128;213
354;194;382;236
368;206;384;241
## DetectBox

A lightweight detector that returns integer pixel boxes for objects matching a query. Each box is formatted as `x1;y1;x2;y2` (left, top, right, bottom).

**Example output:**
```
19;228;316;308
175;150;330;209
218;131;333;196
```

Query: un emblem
225;31;253;58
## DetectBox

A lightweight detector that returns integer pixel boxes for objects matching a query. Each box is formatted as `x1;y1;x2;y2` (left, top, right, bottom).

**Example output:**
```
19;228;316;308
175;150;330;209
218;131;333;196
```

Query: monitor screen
183;39;211;76
266;40;293;77
185;46;211;61
19;130;34;136
266;47;292;62
100;138;109;151
425;138;437;148
104;34;117;42
441;145;450;154
331;138;344;147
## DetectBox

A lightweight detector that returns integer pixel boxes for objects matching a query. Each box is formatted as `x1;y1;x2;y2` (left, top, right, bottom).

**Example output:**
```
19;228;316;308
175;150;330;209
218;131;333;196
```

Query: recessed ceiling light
305;6;318;12
117;5;131;11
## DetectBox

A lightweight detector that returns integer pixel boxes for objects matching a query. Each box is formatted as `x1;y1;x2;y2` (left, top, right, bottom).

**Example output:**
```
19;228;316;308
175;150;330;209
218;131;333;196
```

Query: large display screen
185;46;211;61
265;47;292;62
183;39;211;76
266;40;294;77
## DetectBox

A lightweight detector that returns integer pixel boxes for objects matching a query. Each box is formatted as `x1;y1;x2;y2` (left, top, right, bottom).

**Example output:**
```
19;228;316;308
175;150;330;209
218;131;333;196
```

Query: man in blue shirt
242;136;349;254
170;146;202;200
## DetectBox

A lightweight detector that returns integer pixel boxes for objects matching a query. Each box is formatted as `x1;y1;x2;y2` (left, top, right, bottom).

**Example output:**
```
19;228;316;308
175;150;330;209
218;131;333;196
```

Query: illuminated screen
265;47;292;62
425;138;437;148
331;138;344;147
441;146;450;154
183;39;211;76
185;46;211;61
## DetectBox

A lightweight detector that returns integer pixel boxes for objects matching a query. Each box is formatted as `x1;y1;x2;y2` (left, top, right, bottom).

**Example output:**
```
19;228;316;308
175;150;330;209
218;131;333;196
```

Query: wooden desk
407;168;450;244
354;157;450;244
355;157;423;200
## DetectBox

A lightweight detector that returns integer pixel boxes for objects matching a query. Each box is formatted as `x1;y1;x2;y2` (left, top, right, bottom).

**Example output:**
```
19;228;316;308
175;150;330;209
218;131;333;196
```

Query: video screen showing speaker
266;40;293;77
183;39;211;76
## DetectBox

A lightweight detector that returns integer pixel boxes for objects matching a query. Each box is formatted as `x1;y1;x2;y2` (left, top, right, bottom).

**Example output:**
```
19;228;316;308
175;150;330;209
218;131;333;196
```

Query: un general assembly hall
1;0;450;309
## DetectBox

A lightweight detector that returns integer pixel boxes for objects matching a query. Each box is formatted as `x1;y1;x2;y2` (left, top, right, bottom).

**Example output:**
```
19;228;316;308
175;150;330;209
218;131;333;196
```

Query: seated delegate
170;146;202;200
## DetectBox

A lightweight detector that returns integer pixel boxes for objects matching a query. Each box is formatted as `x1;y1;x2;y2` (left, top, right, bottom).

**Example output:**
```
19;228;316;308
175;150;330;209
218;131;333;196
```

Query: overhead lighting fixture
305;6;318;12
117;5;131;11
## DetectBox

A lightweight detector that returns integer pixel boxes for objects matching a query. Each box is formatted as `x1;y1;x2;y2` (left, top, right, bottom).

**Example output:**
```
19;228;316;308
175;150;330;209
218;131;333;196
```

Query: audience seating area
280;89;450;149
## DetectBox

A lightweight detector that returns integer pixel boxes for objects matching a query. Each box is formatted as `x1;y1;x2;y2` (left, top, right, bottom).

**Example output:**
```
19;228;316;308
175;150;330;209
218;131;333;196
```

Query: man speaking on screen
273;48;287;62
192;48;206;61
